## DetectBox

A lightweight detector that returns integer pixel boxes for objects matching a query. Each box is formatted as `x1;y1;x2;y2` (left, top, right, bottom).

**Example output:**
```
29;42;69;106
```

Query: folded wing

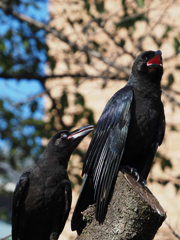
83;85;133;222
12;169;32;240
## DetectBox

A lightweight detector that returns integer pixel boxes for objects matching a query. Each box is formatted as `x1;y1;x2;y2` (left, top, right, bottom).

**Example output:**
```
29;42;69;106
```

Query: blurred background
0;0;180;239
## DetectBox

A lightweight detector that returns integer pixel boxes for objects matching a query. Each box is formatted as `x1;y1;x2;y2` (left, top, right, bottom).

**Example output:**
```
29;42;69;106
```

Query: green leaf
161;158;172;171
119;39;125;48
60;90;68;113
75;92;85;107
158;179;169;186
36;39;44;51
77;19;83;24
84;0;90;13
151;36;162;48
171;125;177;131
65;59;70;69
174;38;179;54
75;77;80;86
50;59;56;72
137;0;144;7
167;74;174;88
72;46;77;53
148;178;153;183
116;14;146;29
30;101;38;113
141;14;148;22
32;2;40;9
74;174;83;185
0;41;5;51
174;184;180;193
162;25;171;39
50;115;55;124
67;18;74;27
96;18;103;26
91;41;100;51
5;30;13;39
86;53;91;64
71;181;75;189
96;1;104;13
23;39;30;50
44;44;49;52
176;65;180;70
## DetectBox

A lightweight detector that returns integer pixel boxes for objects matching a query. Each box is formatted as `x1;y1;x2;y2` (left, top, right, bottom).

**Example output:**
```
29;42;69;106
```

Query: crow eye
61;133;68;139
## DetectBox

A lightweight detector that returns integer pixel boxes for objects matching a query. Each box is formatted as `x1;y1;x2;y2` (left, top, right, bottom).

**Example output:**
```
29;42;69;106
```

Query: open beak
68;125;94;141
147;50;163;71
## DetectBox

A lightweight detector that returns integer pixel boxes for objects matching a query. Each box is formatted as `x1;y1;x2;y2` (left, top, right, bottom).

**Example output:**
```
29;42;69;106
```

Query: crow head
132;50;163;80
45;125;94;160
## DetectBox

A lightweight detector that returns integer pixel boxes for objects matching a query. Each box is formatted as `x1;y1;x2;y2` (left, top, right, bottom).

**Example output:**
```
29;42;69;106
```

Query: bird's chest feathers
25;165;67;212
137;104;157;134
130;94;160;141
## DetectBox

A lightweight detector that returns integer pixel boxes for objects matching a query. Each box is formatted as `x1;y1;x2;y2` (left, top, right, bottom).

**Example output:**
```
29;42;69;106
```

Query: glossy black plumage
12;125;94;240
71;50;165;234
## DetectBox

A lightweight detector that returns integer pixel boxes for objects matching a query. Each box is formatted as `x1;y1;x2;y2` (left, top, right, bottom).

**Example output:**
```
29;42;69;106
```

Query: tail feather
71;174;94;235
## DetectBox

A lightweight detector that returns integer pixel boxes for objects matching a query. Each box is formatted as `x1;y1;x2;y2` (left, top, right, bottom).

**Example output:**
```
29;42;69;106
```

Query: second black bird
12;125;94;240
71;50;165;234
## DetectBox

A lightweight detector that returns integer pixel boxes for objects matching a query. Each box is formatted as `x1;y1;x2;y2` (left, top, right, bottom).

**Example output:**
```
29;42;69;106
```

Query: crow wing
83;85;133;222
57;180;72;235
12;169;32;240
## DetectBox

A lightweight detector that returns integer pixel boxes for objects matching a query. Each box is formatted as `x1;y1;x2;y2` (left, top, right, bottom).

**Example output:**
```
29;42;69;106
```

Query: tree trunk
75;170;166;240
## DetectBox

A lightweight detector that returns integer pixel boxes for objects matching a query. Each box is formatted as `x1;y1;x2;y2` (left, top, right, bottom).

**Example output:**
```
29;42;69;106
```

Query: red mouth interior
147;54;162;65
68;126;93;139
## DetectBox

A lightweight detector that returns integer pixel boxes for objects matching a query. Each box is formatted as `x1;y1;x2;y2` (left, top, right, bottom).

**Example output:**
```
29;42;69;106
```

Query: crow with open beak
12;125;94;240
71;50;165;234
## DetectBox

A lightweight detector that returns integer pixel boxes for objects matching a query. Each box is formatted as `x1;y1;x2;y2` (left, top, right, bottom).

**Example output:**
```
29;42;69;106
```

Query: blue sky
0;1;49;236
0;0;49;148
0;0;48;111
0;220;11;239
0;79;44;119
0;79;44;152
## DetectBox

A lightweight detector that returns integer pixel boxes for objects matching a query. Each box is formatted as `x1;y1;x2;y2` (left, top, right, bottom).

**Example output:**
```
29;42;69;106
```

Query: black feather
71;50;165;234
12;125;93;240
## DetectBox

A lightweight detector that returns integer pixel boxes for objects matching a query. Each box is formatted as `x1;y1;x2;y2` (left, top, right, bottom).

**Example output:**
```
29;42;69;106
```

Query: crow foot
121;165;146;185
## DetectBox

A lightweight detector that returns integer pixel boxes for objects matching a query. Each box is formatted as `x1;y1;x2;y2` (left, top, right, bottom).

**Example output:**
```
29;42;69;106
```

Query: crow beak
147;50;163;70
68;125;94;140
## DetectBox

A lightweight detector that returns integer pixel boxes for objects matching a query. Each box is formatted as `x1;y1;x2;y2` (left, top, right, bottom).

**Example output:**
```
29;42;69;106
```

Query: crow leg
120;165;146;185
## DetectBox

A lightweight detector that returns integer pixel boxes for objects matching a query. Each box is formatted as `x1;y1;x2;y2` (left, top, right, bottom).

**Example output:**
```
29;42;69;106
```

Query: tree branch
0;234;11;240
162;88;180;108
0;73;126;82
165;222;180;240
9;90;47;108
45;89;68;130
100;27;135;58
76;171;166;240
0;2;131;76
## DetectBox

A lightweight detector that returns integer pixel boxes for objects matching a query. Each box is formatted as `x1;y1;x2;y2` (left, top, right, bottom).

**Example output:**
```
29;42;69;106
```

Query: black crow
12;125;94;240
71;50;165;234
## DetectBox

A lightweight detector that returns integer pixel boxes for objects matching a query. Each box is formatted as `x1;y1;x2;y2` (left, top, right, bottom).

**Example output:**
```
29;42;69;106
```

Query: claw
121;165;146;185
134;171;140;182
140;178;147;186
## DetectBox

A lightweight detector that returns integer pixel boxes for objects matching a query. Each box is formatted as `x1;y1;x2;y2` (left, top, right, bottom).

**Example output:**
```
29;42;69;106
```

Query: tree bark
75;171;166;240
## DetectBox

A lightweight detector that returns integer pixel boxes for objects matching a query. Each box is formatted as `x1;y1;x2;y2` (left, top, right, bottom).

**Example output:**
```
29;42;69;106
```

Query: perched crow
71;50;165;234
12;125;94;240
